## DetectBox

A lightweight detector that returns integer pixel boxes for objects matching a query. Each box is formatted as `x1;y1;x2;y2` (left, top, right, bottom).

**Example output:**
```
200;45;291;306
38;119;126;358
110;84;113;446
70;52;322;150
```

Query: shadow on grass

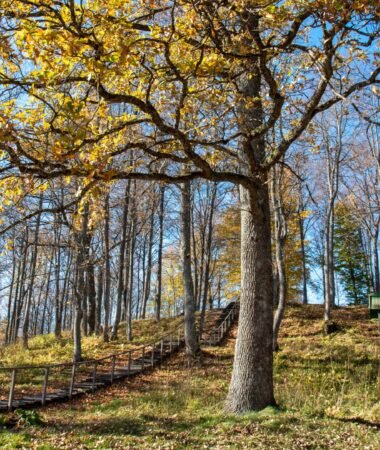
333;416;380;430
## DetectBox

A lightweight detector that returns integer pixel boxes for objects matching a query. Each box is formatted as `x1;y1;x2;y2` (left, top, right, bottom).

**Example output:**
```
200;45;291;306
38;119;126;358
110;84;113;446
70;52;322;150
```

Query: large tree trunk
226;181;275;413
181;181;200;358
226;41;275;411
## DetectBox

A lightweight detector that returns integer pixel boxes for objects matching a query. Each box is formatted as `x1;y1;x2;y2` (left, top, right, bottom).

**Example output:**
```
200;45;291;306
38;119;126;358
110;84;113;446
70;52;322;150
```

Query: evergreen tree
335;203;369;305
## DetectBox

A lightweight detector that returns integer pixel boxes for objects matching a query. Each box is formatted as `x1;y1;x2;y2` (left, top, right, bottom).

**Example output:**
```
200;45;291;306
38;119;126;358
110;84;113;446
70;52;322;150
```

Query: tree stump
324;321;340;335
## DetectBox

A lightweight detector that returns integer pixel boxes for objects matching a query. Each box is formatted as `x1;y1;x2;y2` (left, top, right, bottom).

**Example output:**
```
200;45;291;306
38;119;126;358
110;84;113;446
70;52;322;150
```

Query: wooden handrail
0;303;237;412
0;320;185;372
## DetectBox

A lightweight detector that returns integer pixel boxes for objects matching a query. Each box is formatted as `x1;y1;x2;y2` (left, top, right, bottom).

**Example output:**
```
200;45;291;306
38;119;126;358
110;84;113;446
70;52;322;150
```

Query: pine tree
335;203;369;305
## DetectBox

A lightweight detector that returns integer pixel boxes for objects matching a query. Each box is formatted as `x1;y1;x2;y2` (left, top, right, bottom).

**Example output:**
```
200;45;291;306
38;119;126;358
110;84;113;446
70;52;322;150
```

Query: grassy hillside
0;316;184;368
0;304;379;449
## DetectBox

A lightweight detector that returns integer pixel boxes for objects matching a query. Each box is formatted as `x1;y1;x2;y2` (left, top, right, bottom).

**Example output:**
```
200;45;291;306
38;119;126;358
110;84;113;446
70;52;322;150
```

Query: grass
0;304;379;449
0;316;184;368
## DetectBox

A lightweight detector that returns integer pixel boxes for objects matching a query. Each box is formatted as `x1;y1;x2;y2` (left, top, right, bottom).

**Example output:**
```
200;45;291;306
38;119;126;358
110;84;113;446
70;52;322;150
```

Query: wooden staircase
0;302;239;412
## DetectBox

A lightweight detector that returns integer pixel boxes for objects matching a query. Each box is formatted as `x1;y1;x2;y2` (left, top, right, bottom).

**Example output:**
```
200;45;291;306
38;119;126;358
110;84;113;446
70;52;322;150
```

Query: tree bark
142;204;154;319
226;181;275;412
73;205;89;362
226;46;275;412
127;217;136;341
271;165;287;351
199;183;217;337
103;193;111;343
155;185;165;321
112;181;130;339
95;264;104;335
87;257;96;334
5;239;16;345
298;205;308;305
22;192;43;348
373;233;380;292
54;220;63;339
181;181;200;358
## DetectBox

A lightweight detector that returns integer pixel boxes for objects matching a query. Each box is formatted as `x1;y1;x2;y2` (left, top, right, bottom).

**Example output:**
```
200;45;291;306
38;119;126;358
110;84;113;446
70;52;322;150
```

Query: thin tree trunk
324;207;335;321
23;193;43;348
112;181;130;339
298;206;308;305
73;205;89;362
191;200;199;311
54;222;63;339
181;181;200;358
127;217;136;341
5;241;16;345
60;250;72;333
95;264;104;335
373;234;380;293
156;185;165;321
40;258;53;335
271;165;287;351
81;207;91;337
199;183;217;337
142;206;154;319
87;256;96;334
103;194;111;343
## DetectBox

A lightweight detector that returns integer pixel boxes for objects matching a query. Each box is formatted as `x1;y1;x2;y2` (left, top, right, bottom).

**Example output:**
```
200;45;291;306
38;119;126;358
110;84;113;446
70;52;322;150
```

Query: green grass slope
0;304;379;449
0;316;184;368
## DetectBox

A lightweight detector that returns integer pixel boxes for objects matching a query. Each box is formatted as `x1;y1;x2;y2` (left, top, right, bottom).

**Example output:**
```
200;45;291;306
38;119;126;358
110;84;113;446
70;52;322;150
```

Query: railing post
92;362;97;392
8;369;17;411
41;367;49;405
178;328;181;345
151;344;155;367
142;347;145;371
128;351;131;376
160;340;164;360
111;355;116;383
69;363;76;399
